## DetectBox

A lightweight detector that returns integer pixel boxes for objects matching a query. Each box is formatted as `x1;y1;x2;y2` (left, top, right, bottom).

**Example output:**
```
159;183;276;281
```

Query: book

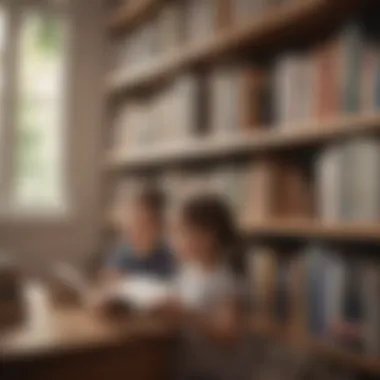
314;38;341;121
305;246;366;352
232;0;263;25
315;143;346;222
344;137;380;221
362;258;380;355
273;52;316;128
272;158;313;219
172;74;201;141
157;1;183;56
239;66;273;131
305;245;329;336
360;39;379;113
244;158;277;225
273;256;293;324
340;23;365;114
183;0;218;46
247;246;276;318
209;65;240;137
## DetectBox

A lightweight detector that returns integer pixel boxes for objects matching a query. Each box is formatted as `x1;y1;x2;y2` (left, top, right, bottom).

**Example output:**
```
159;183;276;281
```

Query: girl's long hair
181;194;245;275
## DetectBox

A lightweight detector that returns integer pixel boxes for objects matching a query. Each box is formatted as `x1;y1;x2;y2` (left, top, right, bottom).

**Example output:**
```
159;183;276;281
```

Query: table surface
0;282;176;362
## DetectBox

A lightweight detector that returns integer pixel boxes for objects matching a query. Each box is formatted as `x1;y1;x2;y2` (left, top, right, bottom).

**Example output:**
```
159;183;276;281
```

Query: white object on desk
114;276;174;312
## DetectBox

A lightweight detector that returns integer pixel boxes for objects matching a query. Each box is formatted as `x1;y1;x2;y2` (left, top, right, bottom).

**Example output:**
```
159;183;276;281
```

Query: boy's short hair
137;186;166;220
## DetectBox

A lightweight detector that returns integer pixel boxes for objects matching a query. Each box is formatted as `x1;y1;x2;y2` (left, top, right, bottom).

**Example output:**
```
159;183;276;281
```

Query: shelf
311;339;380;374
107;114;380;170
250;320;380;374
107;0;165;33
245;220;380;243
107;0;369;94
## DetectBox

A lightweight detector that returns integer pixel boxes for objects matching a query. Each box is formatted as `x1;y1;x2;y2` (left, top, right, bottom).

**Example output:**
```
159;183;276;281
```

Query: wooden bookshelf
107;0;370;94
105;0;380;376
107;0;166;33
107;114;380;170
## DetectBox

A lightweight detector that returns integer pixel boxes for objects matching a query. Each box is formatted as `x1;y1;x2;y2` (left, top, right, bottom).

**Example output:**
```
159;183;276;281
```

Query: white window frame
0;0;72;220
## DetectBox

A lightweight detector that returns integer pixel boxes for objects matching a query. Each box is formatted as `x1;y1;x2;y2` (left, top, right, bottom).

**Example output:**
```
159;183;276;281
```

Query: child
168;194;255;380
104;186;175;282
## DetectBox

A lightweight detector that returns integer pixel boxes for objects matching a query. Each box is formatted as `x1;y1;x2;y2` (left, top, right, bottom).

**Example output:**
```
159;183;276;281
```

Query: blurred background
1;0;380;379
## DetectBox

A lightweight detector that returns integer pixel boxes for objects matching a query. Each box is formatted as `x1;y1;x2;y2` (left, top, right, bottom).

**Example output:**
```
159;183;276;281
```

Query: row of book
110;135;380;225
110;0;294;72
274;22;380;128
111;21;380;150
248;245;380;356
111;75;202;152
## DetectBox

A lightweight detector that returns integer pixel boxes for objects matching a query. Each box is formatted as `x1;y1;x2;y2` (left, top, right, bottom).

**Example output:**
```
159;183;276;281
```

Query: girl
168;194;259;380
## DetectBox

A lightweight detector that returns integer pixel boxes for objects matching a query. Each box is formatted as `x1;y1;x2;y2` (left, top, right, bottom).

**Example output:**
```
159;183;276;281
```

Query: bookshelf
105;0;380;376
107;0;371;94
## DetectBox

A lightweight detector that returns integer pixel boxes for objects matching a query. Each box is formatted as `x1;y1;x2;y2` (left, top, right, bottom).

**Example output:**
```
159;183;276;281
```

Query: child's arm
190;297;242;344
157;295;243;344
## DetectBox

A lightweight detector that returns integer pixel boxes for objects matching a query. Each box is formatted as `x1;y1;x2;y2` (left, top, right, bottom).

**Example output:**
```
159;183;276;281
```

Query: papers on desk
112;276;174;312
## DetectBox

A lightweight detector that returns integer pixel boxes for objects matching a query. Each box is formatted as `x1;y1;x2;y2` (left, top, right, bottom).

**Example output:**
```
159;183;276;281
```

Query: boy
104;186;175;281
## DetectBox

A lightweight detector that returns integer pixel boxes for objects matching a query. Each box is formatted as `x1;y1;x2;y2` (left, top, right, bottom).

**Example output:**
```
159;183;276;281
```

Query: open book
52;263;174;312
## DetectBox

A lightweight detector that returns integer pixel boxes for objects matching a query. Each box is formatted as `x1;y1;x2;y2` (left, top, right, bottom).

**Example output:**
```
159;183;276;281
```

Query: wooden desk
0;283;177;380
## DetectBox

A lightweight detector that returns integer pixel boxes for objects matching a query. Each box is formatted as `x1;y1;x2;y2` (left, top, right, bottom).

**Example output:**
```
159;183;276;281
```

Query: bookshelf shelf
107;0;368;94
107;114;380;170
250;321;380;374
311;340;380;374
107;0;165;33
245;221;380;242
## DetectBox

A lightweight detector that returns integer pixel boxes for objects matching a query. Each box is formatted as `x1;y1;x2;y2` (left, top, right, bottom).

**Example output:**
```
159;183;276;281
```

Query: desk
0;283;177;380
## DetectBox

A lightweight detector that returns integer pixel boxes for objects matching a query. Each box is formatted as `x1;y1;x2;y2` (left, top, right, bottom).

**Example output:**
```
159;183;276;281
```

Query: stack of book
305;245;380;356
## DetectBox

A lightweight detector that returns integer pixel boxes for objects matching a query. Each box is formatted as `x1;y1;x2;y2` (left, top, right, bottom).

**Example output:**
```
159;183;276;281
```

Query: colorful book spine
341;23;365;114
314;38;341;121
315;143;346;222
305;246;328;336
362;260;380;355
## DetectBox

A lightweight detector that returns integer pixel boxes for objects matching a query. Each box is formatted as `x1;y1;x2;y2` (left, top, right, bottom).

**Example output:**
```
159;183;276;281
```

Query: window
0;0;70;215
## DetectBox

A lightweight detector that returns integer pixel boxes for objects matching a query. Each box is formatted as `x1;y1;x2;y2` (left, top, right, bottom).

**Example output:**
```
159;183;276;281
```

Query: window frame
0;0;72;220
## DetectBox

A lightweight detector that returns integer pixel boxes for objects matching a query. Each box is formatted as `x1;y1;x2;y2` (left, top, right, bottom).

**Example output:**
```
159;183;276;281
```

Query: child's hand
153;297;185;324
208;301;241;347
213;312;239;343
